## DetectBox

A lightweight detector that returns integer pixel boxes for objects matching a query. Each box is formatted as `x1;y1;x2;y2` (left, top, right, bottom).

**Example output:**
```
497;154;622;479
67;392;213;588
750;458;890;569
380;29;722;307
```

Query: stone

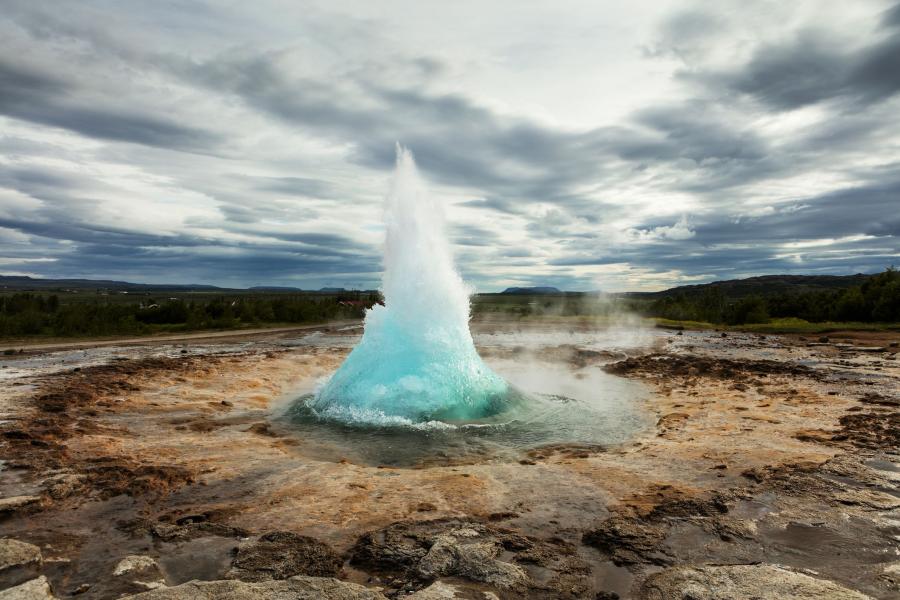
0;576;56;599
415;529;528;589
113;555;161;577
227;531;342;582
121;576;387;599
405;581;502;599
0;538;42;571
406;581;464;599
582;516;670;566
44;474;85;500
640;565;872;600
0;496;40;513
352;518;591;596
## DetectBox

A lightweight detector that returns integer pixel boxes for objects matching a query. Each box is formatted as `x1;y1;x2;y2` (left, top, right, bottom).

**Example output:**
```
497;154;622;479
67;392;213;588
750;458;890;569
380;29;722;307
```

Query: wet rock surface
227;531;343;582
0;326;897;598
603;353;816;380
0;575;56;599
121;576;387;599
640;564;873;599
351;518;591;597
0;538;42;589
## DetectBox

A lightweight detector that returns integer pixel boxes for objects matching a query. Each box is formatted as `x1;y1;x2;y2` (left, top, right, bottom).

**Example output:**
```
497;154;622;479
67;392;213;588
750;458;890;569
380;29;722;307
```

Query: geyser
311;146;510;423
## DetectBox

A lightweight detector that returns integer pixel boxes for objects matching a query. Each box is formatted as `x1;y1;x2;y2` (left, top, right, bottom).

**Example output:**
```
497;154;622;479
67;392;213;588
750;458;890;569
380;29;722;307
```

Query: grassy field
1;287;898;346
0;289;377;343
652;316;900;333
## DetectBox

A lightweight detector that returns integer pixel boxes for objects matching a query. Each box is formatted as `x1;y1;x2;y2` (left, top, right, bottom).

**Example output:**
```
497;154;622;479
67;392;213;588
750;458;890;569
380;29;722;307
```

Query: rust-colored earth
0;321;897;599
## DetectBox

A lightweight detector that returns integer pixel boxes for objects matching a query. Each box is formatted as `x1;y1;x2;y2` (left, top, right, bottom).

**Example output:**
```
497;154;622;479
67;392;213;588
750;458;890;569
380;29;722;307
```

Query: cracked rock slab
120;576;386;599
0;496;40;514
640;565;873;600
0;576;56;599
351;518;591;596
0;538;42;571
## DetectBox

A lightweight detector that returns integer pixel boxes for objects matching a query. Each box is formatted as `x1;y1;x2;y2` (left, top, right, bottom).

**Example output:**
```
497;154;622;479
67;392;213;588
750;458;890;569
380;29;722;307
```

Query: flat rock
0;538;42;571
406;581;499;599
0;496;40;513
582;516;671;566
0;576;56;599
405;581;462;599
640;564;872;599
113;555;161;577
121;576;386;599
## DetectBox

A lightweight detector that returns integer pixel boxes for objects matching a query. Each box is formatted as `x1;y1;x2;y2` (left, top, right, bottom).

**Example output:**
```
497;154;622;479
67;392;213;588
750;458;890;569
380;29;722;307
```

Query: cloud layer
0;0;898;291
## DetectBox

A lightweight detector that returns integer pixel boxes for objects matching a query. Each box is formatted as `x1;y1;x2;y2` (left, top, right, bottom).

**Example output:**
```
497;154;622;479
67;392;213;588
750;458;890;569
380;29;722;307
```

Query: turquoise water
304;148;650;460
311;147;511;423
284;356;651;467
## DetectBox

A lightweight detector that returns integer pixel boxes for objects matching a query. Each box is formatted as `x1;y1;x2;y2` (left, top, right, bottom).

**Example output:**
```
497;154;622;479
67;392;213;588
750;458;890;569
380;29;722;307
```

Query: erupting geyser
311;146;510;423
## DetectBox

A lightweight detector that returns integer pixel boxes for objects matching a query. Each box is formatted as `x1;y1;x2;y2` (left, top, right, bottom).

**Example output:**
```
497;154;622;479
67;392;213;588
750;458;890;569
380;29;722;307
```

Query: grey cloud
546;176;900;279
451;223;501;247
684;21;900;110
252;176;337;198
0;57;222;151
883;2;900;28
1;1;899;290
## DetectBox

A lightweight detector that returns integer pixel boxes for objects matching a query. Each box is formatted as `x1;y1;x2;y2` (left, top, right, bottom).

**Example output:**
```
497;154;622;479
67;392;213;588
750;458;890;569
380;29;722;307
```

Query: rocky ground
0;322;897;599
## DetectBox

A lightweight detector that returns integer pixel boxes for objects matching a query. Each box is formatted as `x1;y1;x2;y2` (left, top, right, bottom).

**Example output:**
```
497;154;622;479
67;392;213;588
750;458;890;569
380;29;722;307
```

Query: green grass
652;318;716;330
733;318;900;333
652;316;900;333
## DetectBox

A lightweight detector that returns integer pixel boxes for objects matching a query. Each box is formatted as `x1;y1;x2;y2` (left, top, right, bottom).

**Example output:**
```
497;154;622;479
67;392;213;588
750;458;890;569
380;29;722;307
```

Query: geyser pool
283;338;652;467
310;146;510;423
286;146;652;464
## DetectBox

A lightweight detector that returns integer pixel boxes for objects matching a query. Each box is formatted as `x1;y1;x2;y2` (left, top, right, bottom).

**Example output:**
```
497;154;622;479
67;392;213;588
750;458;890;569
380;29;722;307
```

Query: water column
312;146;509;423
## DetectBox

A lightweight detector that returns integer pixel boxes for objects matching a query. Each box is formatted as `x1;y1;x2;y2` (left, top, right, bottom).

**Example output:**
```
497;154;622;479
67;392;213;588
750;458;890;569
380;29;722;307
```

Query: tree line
646;268;900;325
0;293;379;338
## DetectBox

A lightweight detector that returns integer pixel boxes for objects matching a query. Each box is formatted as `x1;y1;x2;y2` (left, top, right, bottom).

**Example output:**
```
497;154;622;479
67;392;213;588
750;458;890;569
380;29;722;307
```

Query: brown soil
0;325;896;599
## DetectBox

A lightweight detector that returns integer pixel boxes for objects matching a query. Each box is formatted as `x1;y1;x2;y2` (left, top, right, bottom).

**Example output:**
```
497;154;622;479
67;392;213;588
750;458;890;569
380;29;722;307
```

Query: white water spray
311;146;509;423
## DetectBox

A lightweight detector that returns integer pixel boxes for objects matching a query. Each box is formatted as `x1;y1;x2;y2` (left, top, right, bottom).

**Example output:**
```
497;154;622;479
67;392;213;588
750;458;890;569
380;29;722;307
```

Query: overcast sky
1;1;898;291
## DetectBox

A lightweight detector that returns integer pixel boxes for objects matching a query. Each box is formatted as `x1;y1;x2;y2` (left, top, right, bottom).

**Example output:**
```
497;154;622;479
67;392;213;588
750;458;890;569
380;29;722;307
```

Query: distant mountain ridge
0;275;226;291
623;273;874;299
0;273;877;297
0;276;361;293
500;286;562;295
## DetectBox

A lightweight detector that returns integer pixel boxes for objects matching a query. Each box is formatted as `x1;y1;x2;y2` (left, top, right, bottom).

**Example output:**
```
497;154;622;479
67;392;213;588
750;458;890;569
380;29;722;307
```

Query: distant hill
623;273;874;299
500;286;562;295
0;275;226;292
0;275;379;294
2;273;877;298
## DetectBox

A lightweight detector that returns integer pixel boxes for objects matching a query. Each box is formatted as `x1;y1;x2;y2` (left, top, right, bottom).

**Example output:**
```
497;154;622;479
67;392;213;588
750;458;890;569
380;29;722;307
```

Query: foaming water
311;146;508;422
283;356;650;467
288;146;653;463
